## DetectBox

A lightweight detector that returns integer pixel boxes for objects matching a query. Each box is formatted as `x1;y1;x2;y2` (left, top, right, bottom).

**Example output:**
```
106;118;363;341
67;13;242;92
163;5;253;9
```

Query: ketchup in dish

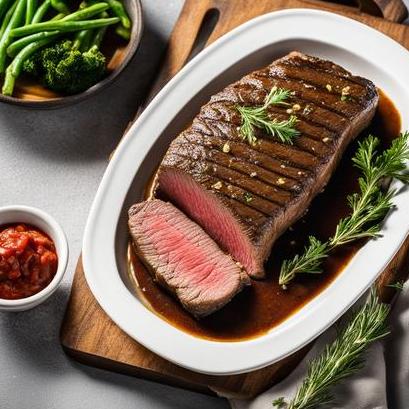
0;224;58;299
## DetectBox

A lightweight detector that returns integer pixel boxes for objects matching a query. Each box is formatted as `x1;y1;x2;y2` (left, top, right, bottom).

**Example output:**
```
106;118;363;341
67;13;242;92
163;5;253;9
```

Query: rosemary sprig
273;397;287;408
237;86;300;145
279;132;409;287
280;290;390;409
387;281;405;291
280;237;329;289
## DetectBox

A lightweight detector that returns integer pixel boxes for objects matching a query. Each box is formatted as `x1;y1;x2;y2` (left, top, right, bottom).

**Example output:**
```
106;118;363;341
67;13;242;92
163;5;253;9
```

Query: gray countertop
0;1;228;408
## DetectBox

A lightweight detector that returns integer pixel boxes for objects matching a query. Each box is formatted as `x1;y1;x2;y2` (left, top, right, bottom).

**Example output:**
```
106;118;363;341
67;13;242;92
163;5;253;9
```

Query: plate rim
82;8;409;375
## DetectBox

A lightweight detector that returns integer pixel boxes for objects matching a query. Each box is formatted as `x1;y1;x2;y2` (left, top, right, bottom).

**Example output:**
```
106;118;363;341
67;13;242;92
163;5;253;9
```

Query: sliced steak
156;52;379;278
128;199;250;317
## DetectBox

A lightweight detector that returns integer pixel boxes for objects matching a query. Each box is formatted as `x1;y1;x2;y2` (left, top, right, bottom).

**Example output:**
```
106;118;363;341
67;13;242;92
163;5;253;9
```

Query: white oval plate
83;9;409;375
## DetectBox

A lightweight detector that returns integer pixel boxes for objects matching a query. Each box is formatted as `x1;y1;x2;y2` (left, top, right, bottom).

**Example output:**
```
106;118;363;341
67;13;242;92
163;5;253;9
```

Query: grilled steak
156;52;379;278
128;199;250;317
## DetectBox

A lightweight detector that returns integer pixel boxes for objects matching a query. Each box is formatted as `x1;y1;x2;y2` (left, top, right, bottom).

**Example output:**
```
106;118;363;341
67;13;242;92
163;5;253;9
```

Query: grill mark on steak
157;52;378;278
170;138;305;190
198;114;333;155
266;105;345;135
181;130;317;175
213;78;356;120
276;54;375;90
212;182;280;218
173;151;293;207
159;158;282;218
251;72;365;116
198;155;298;198
200;90;351;144
274;64;369;96
178;131;314;178
218;83;346;132
202;103;338;147
240;76;360;121
191;118;321;166
270;73;366;110
175;145;302;192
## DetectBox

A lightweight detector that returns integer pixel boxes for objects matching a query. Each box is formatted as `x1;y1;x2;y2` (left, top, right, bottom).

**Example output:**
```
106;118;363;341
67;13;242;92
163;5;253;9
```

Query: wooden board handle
357;0;408;21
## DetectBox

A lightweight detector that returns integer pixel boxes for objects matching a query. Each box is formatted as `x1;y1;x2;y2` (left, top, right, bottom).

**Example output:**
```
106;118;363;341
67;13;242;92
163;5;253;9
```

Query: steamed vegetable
0;0;26;73
31;0;51;24
9;16;119;37
0;0;131;96
22;38;106;94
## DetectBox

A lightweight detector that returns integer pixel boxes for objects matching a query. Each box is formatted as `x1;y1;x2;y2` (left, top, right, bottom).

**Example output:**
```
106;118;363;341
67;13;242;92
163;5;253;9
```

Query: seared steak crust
157;52;379;278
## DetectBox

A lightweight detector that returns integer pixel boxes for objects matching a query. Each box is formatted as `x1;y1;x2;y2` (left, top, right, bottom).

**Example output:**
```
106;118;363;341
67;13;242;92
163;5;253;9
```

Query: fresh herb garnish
282;290;389;409
340;86;352;102
280;237;329;289
387;281;405;291
243;192;253;203
279;132;409;288
273;396;287;408
237;86;300;145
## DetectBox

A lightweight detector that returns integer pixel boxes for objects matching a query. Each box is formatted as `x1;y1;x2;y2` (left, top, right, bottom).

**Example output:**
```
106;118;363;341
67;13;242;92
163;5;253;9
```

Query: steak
156;52;379;278
128;199;250;317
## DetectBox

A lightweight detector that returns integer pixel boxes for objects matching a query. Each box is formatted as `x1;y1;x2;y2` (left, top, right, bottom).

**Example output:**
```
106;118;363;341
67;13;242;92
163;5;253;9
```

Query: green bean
79;0;98;9
0;0;13;21
31;0;50;23
90;26;105;46
2;35;55;95
7;11;64;56
89;10;108;47
25;0;36;23
7;30;58;56
0;0;17;39
50;11;64;19
10;16;119;37
7;5;104;55
60;2;109;21
11;36;53;76
73;29;92;51
115;24;129;40
106;0;130;29
50;0;68;14
0;0;26;73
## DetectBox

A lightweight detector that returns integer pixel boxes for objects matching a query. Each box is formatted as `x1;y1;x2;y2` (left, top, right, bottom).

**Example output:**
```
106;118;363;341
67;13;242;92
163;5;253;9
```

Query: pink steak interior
158;168;263;277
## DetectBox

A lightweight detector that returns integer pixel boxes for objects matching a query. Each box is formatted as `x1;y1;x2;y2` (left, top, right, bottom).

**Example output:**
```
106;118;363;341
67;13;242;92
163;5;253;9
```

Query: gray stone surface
0;1;228;408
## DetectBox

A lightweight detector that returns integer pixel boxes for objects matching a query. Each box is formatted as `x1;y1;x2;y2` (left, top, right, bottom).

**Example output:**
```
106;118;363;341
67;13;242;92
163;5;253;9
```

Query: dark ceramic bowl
0;0;143;108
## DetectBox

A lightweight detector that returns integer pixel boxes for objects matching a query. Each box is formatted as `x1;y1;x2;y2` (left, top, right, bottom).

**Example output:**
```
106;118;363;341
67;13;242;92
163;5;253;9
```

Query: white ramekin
0;205;68;312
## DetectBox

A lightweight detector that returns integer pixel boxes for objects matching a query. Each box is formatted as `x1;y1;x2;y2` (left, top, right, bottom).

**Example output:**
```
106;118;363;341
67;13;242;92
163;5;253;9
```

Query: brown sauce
128;90;401;341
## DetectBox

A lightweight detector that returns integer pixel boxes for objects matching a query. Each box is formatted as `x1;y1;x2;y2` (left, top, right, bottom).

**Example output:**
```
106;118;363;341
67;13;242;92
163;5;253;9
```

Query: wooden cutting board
60;0;409;399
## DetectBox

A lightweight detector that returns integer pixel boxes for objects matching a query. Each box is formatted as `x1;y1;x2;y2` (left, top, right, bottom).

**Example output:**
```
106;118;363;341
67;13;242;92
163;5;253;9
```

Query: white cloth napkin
229;281;409;409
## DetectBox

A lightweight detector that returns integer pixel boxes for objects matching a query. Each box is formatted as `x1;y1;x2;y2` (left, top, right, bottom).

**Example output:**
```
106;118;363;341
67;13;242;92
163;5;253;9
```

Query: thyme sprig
237;86;300;145
279;132;409;288
278;290;390;409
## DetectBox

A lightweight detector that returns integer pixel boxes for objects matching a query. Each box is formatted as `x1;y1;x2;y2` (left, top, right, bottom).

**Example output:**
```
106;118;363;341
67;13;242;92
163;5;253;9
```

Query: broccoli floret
23;40;106;95
23;51;42;78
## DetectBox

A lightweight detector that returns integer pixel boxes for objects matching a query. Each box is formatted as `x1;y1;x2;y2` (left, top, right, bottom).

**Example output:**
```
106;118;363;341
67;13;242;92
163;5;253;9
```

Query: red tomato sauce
0;224;58;299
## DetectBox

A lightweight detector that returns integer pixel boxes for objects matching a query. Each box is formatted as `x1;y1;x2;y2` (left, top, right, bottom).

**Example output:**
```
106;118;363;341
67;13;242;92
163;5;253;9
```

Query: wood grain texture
61;0;409;399
358;0;408;21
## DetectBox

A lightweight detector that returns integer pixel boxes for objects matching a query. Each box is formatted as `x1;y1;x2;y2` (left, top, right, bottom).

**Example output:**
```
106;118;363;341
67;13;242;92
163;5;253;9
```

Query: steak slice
156;52;379;278
128;199;250;317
